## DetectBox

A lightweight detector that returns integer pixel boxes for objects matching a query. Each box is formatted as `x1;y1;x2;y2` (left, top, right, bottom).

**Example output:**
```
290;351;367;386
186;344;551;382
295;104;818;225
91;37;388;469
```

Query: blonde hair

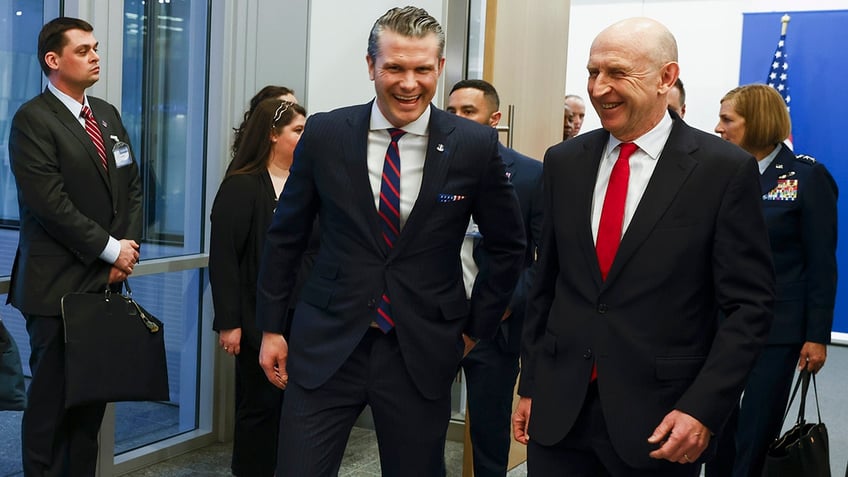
721;84;791;151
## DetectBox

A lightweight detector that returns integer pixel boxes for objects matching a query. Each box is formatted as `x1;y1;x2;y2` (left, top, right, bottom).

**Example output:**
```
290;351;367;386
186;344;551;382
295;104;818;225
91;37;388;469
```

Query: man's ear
366;54;376;81
44;51;60;72
658;62;680;94
489;110;502;127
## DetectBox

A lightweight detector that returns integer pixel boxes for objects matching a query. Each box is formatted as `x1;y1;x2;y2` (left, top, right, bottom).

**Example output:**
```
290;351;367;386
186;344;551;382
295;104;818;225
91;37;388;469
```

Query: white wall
305;0;446;115
565;0;848;136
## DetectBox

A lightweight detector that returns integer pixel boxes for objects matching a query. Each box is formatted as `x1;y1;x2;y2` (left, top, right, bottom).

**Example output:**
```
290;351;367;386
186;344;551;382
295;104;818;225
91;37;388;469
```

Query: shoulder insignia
795;154;816;164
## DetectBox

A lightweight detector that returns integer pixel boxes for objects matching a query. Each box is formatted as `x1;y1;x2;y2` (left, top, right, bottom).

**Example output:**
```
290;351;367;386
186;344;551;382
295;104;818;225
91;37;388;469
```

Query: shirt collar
758;144;782;174
369;100;430;136
47;81;91;119
606;111;674;160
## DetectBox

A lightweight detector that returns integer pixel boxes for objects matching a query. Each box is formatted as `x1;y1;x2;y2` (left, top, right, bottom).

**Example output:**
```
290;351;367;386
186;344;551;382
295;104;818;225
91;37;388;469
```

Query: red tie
596;142;637;280
591;142;637;382
81;105;108;171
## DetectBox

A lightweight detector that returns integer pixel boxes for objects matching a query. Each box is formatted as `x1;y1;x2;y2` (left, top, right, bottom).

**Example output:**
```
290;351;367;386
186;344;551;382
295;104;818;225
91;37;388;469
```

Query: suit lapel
391;107;455;257
342;103;388;255
575;135;608;289
43;90;111;191
89;101;119;202
604;121;697;285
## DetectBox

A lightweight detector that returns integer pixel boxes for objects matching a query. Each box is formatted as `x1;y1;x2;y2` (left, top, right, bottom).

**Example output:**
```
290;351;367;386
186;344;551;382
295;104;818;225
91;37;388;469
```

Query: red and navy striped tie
375;128;406;332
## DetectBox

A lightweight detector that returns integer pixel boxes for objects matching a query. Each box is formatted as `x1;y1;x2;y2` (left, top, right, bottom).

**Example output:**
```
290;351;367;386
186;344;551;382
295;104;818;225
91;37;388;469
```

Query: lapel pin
101;120;108;128
109;135;119;142
775;163;784;169
506;171;512;180
436;144;444;152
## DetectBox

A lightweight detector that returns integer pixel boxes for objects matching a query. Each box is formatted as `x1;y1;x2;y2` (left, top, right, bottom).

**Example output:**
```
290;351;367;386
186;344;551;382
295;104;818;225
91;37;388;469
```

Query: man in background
565;94;587;135
447;79;543;477
668;77;687;118
8;17;142;476
513;17;774;476
563;102;576;140
256;7;525;476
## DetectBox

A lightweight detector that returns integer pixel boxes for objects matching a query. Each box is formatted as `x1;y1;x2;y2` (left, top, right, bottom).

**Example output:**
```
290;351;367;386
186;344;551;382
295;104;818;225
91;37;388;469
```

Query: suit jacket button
583;349;593;359
367;299;376;309
597;303;608;314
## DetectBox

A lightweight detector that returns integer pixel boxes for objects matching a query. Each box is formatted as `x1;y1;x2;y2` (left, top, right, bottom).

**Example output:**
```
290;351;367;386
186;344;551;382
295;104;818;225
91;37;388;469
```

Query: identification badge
112;141;132;168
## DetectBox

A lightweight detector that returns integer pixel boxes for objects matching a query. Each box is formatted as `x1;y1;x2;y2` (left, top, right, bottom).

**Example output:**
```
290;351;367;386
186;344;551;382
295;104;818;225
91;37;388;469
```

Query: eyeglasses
272;101;293;128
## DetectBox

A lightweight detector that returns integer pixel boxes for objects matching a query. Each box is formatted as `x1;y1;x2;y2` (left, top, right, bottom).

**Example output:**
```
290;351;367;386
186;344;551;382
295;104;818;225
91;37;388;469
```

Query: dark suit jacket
8;88;142;316
519;116;775;469
256;102;526;400
760;143;837;345
473;144;542;354
209;171;319;349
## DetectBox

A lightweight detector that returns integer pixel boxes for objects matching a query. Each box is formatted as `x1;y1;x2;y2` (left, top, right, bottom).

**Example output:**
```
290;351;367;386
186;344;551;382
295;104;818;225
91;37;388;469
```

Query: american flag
766;18;791;113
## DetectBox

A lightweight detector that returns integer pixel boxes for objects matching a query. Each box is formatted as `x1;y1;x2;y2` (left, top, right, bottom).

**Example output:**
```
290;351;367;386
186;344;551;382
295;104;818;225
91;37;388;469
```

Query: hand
798;342;827;373
512;397;532;444
462;333;478;357
259;332;289;389
108;266;127;284
647;409;710;464
219;328;242;356
501;307;512;321
116;239;140;275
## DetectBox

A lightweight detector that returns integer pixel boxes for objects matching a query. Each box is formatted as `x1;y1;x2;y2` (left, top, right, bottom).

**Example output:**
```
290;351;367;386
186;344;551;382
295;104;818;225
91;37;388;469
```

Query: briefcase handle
122;280;160;334
780;368;823;429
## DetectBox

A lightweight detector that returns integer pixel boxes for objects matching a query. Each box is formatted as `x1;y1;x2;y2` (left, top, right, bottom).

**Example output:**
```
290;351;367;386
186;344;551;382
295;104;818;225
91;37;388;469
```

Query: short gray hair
367;6;445;61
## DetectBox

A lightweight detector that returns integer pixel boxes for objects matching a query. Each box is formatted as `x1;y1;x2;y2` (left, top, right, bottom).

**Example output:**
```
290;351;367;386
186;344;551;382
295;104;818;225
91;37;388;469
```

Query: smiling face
45;28;100;99
586;19;678;142
367;29;444;128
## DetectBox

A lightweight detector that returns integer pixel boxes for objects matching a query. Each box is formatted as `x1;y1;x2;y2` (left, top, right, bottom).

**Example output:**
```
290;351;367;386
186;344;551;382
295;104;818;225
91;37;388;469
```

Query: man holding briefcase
7;17;142;476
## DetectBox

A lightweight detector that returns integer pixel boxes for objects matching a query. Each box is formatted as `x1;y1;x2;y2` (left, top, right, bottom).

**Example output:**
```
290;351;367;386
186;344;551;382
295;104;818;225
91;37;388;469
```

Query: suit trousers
276;327;452;477
462;336;520;477
527;382;701;477
231;343;283;477
22;314;106;477
707;344;801;477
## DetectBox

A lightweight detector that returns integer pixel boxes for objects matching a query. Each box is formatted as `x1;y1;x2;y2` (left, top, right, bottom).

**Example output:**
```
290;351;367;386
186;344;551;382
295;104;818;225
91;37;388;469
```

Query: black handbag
0;318;27;411
61;281;169;408
762;369;830;477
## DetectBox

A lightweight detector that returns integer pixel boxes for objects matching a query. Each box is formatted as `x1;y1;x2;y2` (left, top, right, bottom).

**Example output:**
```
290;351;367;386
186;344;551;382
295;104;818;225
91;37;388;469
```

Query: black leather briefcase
61;281;169;408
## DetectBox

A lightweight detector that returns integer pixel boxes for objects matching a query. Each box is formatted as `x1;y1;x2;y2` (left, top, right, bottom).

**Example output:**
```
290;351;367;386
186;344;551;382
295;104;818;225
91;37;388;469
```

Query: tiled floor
123;426;528;477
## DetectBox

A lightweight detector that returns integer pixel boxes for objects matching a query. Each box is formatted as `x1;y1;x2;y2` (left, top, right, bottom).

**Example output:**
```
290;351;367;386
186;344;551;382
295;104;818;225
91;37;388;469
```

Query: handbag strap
779;369;807;428
121;280;160;333
810;370;823;424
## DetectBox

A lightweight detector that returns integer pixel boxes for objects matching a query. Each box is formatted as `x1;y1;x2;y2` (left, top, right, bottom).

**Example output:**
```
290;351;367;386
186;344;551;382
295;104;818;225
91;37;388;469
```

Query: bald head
587;17;680;141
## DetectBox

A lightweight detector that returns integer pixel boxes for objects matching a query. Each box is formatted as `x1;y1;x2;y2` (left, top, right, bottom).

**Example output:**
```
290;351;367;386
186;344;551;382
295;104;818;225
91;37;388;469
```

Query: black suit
462;143;542;476
712;143;838;477
256;102;525;476
8;88;142;476
520;115;775;475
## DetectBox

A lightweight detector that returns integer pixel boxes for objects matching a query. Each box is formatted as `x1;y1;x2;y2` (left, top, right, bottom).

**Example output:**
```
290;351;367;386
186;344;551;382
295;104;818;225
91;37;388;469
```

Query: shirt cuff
99;236;120;264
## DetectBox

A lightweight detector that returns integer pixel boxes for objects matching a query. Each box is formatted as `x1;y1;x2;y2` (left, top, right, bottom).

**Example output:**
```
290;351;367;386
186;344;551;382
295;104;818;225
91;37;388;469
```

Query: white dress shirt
367;101;430;230
591;112;674;243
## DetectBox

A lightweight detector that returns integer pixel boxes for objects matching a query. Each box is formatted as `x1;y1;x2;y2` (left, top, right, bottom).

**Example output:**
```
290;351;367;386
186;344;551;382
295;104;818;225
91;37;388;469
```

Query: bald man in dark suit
513;17;775;477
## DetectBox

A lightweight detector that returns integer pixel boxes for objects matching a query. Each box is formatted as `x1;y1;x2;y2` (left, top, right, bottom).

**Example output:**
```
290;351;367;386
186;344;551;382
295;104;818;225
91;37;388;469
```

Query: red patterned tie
374;128;406;332
81;105;108;170
591;142;637;381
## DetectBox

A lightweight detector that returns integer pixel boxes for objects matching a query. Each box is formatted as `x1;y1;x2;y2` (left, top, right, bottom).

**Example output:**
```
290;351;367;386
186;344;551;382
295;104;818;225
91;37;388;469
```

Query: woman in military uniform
711;83;838;477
